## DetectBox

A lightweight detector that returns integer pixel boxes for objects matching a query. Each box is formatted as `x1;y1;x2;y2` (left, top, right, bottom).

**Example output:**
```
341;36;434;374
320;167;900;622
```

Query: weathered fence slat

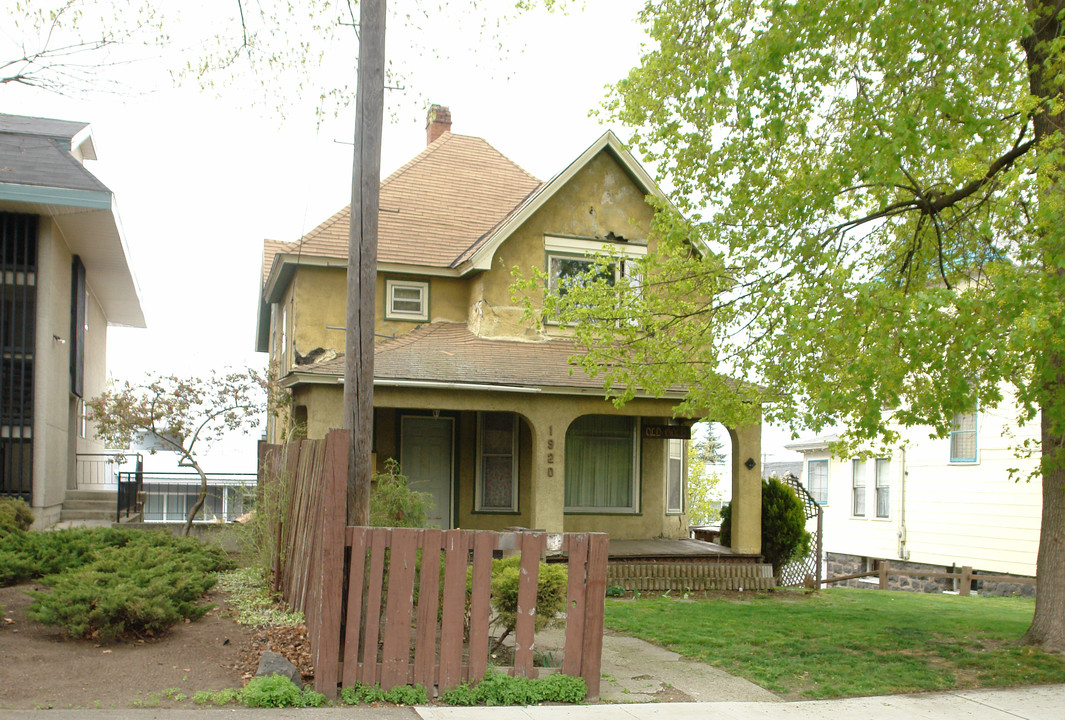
342;526;370;688
439;530;471;690
312;430;348;697
512;532;545;678
380;528;419;689
561;533;589;678
413;528;442;690
359;527;389;687
467;531;496;682
581;533;609;701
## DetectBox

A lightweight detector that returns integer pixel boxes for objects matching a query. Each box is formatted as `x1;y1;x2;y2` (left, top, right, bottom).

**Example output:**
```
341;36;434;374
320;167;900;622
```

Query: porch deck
603;538;776;592
608;537;761;563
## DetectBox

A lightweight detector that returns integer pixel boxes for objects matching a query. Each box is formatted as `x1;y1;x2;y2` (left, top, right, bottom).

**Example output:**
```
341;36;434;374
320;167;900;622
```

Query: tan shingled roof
261;133;541;282
261;239;294;285
291;322;687;396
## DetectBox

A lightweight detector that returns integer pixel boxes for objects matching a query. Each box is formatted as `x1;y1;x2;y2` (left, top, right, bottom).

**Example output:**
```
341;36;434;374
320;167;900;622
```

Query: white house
786;398;1040;596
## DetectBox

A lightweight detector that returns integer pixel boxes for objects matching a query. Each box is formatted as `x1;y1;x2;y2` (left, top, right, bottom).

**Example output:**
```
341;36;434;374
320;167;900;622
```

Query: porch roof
283;321;689;398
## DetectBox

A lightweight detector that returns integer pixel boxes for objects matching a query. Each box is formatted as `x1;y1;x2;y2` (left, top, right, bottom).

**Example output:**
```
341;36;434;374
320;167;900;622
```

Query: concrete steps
59;489;117;523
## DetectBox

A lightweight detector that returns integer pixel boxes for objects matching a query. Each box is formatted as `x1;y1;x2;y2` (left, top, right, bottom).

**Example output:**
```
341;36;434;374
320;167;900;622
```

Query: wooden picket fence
258;429;609;701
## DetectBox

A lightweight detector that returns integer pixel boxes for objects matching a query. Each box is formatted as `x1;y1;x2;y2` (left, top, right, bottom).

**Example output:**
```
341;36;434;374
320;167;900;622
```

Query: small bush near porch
604;588;1065;700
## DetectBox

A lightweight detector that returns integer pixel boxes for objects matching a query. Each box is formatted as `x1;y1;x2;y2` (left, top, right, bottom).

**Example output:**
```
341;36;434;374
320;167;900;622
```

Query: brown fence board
581;533;609;701
359;527;389;687
381;528;419;690
512;532;544;678
561;533;589;678
312;431;348;698
342;526;369;688
467;531;496;682
412;528;442;690
439;530;471;689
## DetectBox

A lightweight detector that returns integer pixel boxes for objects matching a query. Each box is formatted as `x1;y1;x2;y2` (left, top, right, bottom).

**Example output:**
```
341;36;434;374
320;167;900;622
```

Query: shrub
720;477;811;576
0;497;33;535
370;458;434;528
489;555;568;638
241;675;326;708
22;531;233;641
440;669;586;706
340;682;428;705
0;526;231;587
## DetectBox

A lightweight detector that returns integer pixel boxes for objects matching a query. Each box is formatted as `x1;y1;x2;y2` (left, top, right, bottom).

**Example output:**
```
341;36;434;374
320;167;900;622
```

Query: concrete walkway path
2;685;1061;719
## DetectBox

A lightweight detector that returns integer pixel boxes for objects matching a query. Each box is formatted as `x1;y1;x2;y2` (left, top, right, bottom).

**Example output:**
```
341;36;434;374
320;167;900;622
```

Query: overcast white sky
4;0;802;471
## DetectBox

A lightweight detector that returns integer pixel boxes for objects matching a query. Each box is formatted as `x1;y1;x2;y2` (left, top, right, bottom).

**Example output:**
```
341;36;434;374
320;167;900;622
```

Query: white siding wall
797;400;1041;577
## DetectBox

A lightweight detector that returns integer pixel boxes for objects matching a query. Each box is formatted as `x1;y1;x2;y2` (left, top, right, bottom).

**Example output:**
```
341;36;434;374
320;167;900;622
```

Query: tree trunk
183;458;209;538
1021;403;1065;651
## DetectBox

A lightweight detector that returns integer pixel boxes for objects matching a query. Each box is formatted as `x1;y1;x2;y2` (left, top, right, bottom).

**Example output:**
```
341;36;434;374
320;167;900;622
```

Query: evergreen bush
0;497;33;535
719;476;811;576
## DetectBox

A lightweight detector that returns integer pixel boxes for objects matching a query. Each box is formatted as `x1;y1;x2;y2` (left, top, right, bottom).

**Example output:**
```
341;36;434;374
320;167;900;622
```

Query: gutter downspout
898;447;909;560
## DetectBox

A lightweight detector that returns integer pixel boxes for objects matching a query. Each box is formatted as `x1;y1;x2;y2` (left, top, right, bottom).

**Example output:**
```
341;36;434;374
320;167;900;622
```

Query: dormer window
386;279;429;321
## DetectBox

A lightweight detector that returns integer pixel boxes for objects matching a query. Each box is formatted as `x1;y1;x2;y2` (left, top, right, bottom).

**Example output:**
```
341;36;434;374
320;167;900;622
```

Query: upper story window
875;457;891;518
807;459;828;505
386;279;429;322
851;459;866;517
544;235;646;313
950;411;978;463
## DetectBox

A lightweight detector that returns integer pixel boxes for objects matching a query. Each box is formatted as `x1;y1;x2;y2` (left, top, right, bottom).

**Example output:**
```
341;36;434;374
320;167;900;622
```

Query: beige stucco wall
77;288;108;456
473;151;656;339
289;382;740;540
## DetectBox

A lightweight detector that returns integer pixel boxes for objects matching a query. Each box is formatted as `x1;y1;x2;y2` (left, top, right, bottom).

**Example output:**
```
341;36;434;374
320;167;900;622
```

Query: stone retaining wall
607;560;776;591
826;552;1035;597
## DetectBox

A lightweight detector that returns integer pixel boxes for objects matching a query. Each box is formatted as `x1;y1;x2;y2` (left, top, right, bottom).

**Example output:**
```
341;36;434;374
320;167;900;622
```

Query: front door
400;415;454;529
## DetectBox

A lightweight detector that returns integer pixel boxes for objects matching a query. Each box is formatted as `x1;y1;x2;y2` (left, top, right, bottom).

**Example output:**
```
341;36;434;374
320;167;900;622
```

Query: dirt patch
0;582;267;710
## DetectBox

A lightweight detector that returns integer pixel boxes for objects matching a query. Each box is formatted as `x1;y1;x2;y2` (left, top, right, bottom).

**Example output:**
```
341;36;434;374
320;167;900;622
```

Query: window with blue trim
807;459;828;505
950;411;978;463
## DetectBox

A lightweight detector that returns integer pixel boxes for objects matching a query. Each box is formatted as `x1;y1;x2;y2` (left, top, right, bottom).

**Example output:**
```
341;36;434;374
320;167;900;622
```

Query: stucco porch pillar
522;405;578;534
729;422;762;555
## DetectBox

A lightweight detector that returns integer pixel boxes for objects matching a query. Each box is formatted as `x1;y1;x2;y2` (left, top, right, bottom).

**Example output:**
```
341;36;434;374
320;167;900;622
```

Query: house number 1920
546;426;554;477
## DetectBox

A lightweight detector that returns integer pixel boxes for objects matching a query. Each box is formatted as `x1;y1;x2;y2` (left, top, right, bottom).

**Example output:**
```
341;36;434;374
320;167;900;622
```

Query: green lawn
604;588;1065;699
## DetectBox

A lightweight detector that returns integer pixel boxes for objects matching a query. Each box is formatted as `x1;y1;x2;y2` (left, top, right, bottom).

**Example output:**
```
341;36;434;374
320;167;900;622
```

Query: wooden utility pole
344;0;386;526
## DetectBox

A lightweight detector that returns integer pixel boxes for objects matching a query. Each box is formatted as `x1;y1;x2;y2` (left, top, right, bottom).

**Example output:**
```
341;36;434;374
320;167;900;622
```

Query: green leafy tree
88;368;269;537
687;435;723;525
537;1;1064;650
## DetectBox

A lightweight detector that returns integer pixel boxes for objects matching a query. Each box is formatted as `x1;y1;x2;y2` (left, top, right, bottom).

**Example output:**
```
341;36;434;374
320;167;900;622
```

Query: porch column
524;407;574;534
729;422;762;555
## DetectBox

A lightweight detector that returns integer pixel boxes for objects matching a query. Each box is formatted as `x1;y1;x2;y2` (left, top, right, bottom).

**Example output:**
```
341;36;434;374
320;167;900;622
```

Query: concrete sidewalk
1;685;1062;719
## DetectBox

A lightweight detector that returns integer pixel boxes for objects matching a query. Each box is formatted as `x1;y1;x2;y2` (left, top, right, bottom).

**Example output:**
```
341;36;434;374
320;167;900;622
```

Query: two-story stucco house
0;113;145;528
787;396;1040;595
255;108;763;552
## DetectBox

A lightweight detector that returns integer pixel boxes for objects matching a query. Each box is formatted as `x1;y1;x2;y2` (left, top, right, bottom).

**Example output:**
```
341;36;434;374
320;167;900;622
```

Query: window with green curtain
564;415;637;512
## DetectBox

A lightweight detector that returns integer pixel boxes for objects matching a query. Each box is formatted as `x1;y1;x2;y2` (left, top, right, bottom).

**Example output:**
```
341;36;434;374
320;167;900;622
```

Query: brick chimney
426;104;452;145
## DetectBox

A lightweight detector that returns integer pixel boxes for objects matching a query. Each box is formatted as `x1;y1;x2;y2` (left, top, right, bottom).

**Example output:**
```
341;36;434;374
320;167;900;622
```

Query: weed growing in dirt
439;669;586;706
194;675;325;708
215;567;304;627
340;682;429;705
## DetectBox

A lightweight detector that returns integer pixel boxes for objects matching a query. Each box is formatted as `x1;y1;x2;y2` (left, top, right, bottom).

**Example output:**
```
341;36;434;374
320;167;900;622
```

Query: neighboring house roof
763;460;804;479
0;113;144;328
784;435;840;453
283;321;688;399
